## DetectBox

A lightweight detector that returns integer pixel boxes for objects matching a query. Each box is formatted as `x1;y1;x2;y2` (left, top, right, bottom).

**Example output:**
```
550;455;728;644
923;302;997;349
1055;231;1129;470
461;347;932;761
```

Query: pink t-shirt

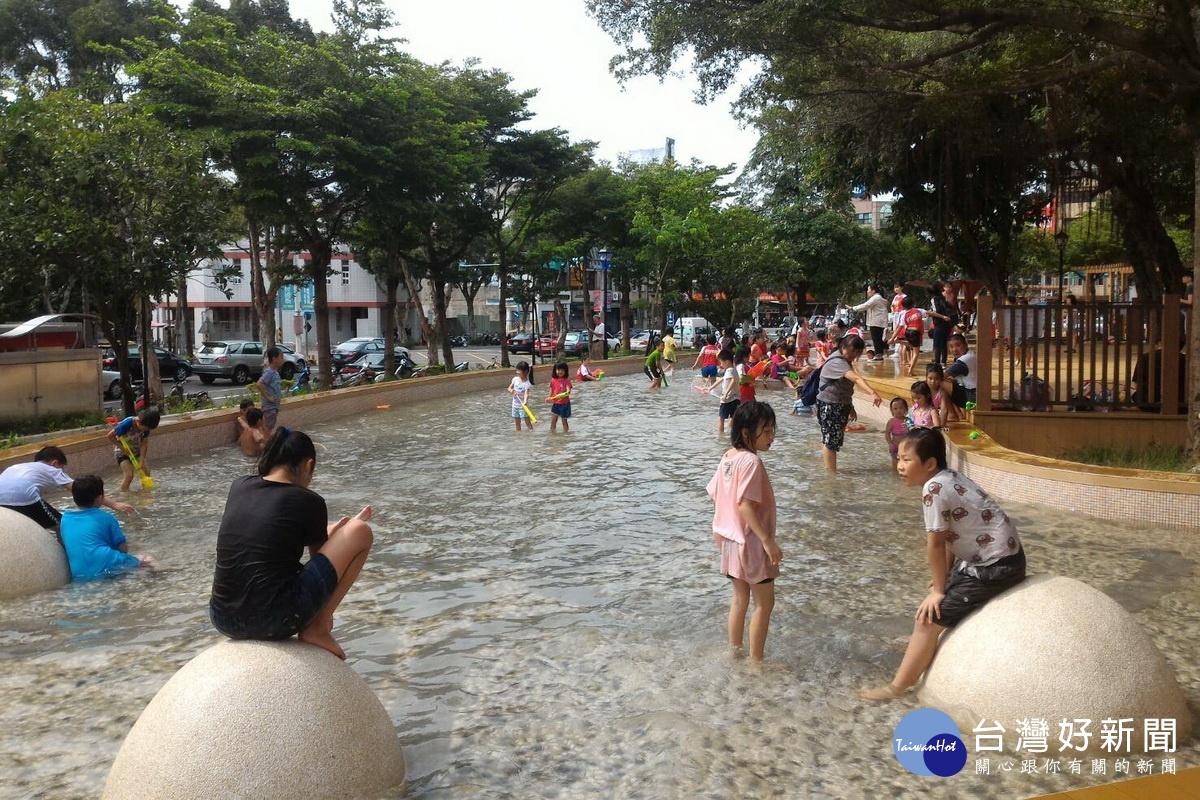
706;449;776;545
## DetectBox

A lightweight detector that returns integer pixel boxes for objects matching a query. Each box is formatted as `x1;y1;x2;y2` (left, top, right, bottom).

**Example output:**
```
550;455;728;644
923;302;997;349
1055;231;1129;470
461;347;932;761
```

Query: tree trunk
1187;135;1200;462
175;272;189;355
618;273;633;350
249;227;279;349
398;260;438;365
432;277;454;368
383;272;400;378
498;265;511;367
307;239;334;389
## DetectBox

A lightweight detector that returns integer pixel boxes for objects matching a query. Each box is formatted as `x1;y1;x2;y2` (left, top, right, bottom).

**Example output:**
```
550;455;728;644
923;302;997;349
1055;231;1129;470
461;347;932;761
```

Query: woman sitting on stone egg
209;427;373;660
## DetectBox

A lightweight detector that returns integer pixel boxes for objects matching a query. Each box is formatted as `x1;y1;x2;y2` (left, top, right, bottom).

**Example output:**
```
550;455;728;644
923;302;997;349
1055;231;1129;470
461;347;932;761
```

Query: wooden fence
974;292;1185;414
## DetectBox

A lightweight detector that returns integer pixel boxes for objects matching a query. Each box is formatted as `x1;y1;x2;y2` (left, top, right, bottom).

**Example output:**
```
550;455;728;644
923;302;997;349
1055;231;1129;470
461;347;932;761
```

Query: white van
673;317;713;348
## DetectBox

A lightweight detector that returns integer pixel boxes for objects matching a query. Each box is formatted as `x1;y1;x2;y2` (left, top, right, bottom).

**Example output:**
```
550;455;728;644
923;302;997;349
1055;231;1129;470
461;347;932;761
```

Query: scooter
170;377;211;406
393;355;425;379
290;364;311;394
453;361;470;373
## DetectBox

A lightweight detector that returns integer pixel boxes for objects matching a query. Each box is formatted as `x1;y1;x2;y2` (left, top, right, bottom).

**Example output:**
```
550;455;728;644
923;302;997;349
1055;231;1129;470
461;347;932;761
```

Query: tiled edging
0;357;648;478
852;383;1200;531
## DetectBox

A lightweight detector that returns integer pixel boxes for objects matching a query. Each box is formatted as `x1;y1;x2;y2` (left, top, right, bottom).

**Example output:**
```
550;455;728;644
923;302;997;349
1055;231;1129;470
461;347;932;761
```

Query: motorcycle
453;361;470;373
169;377;211;407
290;364;312;394
393;354;425;379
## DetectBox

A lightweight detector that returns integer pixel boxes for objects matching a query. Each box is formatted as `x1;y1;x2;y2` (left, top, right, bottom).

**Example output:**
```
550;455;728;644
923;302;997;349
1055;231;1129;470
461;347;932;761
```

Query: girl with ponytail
209;427;373;660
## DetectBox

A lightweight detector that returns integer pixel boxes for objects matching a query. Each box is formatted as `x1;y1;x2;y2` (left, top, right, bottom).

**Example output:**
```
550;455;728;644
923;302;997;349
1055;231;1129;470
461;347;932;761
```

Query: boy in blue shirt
60;475;156;580
106;409;160;491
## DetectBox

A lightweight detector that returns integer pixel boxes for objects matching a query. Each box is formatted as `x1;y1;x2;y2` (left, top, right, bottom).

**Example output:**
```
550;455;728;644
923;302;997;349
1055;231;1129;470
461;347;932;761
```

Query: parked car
630;329;662;353
507;332;536;354
562;331;592;357
533;335;557;356
102;345;192;383
329;338;411;371
275;344;308;380
100;369;124;400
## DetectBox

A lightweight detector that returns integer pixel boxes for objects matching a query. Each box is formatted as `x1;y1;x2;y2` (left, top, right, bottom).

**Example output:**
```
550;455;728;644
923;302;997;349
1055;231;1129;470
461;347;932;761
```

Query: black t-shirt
931;294;957;331
210;475;328;619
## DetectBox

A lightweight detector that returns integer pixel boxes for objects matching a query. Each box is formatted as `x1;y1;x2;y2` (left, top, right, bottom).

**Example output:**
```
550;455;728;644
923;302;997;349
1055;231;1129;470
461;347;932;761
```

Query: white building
153;246;420;359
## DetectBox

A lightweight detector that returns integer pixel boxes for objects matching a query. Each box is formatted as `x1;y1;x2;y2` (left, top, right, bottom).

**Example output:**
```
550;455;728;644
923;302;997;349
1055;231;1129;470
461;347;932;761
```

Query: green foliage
0;411;107;443
1062;443;1188;474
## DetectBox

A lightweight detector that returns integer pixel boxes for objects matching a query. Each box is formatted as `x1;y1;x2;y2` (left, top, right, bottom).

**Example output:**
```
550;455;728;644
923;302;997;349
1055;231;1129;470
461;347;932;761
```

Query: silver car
191;341;307;385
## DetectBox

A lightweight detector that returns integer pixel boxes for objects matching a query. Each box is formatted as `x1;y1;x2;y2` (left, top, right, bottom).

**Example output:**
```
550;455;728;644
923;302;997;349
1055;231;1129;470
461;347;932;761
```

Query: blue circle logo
892;708;967;777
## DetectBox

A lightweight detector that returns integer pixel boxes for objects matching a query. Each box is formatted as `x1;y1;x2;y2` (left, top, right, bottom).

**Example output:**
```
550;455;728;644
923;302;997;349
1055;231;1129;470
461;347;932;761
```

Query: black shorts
935;548;1026;627
719;399;741;419
209;554;339;640
3;500;62;530
644;365;662;380
905;329;923;348
950;382;969;408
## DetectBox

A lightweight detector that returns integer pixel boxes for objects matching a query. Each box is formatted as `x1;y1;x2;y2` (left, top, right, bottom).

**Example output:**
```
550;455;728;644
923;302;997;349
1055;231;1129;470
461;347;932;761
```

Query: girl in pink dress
705;400;781;660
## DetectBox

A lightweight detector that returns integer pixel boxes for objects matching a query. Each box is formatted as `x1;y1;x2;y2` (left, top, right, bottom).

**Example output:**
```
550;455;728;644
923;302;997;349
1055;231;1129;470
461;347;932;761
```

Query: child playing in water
645;340;665;389
106;408;160;491
238;407;267;456
576;353;603;382
735;345;756;404
60;475;156;580
885;397;910;465
691;334;721;389
706;401;781;660
0;446;133;530
713;349;739;436
909;381;942;428
209;427;373;661
547;361;572;433
508;361;535;431
858;428;1025;700
924;363;958;423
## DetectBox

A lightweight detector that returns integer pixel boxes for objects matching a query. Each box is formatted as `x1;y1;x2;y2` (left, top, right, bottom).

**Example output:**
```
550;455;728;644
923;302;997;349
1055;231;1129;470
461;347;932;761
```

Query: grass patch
1061;443;1190;473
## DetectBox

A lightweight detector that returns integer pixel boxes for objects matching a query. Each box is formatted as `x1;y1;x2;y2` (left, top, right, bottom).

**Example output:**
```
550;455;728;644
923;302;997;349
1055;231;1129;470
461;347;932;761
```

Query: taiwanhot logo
892;707;967;777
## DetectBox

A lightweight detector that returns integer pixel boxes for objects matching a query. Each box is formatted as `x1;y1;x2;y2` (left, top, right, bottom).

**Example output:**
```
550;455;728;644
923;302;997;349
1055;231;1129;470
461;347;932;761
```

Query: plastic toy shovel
521;402;538;424
118;437;155;489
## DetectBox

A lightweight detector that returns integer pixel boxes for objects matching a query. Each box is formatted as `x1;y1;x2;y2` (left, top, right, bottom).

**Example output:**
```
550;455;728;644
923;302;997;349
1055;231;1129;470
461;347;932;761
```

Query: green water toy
964;401;977;411
968;430;981;440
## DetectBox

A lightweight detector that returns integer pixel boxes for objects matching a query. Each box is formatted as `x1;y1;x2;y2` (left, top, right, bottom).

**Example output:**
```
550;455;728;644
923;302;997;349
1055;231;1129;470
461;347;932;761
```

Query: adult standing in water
815;335;883;473
852;284;890;361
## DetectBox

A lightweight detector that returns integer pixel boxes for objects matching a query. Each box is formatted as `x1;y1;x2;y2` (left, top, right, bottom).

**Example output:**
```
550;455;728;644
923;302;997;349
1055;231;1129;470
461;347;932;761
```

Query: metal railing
974;293;1185;414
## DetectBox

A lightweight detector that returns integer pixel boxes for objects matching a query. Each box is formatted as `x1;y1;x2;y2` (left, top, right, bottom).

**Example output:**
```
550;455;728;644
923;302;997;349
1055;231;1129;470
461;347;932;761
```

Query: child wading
508;360;535;431
858;427;1026;700
706;401;782;660
60;475;156;580
547;361;572;433
107;409;160;491
209;428;373;661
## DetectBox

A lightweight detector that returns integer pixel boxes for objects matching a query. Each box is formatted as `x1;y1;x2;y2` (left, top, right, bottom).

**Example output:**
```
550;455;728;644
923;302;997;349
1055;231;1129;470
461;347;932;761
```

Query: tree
0;92;227;411
623;158;731;334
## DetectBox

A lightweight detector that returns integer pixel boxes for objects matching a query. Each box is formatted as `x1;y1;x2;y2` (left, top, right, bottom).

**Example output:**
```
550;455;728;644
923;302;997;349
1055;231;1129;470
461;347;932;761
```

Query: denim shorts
701;365;718;378
210;554;338;640
551;402;571;419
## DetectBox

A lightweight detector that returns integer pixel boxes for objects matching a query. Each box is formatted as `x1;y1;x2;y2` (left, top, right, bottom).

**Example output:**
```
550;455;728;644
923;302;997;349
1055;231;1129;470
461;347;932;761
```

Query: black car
507;332;536;354
329;338;410;371
102;345;192;382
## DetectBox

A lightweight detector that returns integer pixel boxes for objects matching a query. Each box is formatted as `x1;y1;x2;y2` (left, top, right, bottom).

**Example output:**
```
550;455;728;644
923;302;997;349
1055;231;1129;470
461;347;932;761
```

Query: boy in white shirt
0;446;133;530
711;349;740;436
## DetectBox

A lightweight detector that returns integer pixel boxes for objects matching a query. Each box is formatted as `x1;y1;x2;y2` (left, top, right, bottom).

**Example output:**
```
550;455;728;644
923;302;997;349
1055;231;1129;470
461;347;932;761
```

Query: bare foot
857;682;908;702
299;628;346;660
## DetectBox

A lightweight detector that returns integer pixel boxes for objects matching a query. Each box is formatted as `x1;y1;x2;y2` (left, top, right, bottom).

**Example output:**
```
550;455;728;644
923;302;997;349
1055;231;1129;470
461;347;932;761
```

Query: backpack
799;355;846;406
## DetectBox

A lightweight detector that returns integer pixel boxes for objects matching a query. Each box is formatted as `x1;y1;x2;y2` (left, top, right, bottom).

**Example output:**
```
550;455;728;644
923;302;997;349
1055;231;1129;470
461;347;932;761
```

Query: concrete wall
0;350;102;421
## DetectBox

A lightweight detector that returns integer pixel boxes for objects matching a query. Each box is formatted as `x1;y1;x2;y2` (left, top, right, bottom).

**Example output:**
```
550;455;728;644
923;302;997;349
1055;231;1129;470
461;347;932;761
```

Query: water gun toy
521;402;538;423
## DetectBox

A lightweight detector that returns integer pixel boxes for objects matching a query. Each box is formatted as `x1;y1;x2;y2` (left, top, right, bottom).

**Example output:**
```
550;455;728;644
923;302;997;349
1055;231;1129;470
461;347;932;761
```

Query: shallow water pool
0;374;1196;798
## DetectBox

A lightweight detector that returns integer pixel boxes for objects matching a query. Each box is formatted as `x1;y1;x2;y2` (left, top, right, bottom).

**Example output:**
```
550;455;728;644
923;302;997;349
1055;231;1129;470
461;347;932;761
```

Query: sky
284;0;761;172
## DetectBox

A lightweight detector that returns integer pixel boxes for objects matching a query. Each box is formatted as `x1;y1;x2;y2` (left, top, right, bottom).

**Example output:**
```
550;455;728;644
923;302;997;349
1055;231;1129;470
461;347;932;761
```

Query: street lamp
1054;228;1069;303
